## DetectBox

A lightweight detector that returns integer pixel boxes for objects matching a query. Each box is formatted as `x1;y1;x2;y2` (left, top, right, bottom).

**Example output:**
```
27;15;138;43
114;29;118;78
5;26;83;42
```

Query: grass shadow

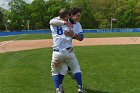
85;89;121;93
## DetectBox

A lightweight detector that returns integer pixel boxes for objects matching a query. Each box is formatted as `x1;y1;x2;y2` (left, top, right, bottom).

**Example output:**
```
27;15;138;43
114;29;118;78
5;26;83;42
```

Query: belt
53;49;59;52
53;47;73;53
66;47;73;50
67;47;73;53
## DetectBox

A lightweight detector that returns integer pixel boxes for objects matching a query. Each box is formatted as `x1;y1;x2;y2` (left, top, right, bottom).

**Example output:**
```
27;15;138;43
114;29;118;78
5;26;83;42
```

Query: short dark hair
71;8;81;15
59;8;70;18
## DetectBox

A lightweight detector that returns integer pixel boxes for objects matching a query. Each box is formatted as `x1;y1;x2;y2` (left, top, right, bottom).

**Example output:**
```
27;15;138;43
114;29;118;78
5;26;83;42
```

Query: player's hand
64;30;74;37
64;21;73;28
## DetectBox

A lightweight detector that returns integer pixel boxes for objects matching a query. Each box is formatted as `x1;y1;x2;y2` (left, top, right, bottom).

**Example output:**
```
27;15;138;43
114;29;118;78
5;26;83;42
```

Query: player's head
71;8;81;22
59;8;70;21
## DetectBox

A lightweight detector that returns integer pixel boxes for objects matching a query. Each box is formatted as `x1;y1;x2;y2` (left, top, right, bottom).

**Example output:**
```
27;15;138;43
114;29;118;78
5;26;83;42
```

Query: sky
0;0;48;10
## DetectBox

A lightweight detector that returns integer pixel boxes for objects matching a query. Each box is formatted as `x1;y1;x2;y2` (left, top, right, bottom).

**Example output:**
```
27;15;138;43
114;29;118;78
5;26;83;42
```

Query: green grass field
0;34;52;42
1;32;140;42
0;45;140;93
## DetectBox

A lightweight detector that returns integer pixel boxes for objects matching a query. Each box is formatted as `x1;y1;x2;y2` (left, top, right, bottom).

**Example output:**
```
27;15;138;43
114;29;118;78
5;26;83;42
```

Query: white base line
0;40;14;47
0;35;26;48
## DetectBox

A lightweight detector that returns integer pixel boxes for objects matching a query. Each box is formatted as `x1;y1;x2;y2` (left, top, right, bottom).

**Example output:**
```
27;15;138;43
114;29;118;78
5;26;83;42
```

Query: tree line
0;0;140;31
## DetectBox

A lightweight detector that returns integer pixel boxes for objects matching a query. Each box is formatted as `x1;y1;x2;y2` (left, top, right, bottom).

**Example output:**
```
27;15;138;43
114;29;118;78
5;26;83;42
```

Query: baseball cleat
78;88;87;93
56;89;64;93
67;71;75;80
56;89;61;93
59;85;64;93
56;85;65;93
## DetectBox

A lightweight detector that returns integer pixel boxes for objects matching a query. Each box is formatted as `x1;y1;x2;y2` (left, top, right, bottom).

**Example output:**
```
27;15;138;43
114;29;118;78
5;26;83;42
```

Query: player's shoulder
50;16;60;21
76;22;81;25
74;22;82;27
76;22;80;24
50;16;60;24
53;16;60;20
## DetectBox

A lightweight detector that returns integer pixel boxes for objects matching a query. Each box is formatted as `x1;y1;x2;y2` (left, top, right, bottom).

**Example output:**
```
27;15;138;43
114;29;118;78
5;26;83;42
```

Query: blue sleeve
78;33;84;41
73;32;84;40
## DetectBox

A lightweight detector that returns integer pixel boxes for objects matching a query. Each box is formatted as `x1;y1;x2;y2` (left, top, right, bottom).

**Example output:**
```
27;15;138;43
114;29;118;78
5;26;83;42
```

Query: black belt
53;47;73;53
66;47;73;50
66;47;73;53
53;49;59;52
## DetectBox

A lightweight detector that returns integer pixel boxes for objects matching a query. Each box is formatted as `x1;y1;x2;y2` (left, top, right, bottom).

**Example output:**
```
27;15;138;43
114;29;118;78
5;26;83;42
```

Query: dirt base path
0;37;140;53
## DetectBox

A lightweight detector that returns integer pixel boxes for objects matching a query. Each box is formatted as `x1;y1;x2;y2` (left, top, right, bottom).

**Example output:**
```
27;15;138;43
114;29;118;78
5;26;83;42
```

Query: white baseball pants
51;48;81;76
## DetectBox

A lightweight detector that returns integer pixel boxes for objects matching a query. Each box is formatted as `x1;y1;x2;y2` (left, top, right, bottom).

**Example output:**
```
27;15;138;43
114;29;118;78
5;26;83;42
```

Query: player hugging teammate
49;8;87;93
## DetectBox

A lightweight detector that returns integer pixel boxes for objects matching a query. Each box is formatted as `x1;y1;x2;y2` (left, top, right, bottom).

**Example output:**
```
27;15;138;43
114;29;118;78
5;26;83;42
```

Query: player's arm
64;31;84;41
73;22;84;41
50;18;72;27
73;32;84;41
64;22;84;41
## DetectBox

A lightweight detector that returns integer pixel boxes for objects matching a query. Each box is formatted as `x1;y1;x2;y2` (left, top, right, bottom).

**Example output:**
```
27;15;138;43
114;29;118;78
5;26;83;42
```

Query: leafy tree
0;11;6;31
44;0;70;28
30;0;46;29
8;0;27;30
0;7;6;31
133;0;140;27
29;0;70;29
35;22;44;29
0;11;3;22
0;24;6;31
70;0;97;29
115;0;137;28
70;0;140;28
91;0;119;28
8;23;20;31
1;0;139;31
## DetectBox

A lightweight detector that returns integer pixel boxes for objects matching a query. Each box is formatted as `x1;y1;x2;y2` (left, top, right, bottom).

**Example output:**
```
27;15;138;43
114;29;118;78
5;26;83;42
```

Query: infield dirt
0;37;140;53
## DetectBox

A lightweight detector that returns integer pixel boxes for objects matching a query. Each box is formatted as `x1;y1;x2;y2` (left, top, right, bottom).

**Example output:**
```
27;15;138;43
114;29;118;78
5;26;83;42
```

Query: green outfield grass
0;45;140;93
0;34;52;42
1;32;140;42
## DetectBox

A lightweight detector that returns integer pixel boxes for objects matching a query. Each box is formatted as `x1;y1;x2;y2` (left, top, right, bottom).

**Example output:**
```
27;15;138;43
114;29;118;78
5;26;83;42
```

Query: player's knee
72;68;81;74
59;70;67;75
51;72;59;76
59;67;68;75
51;68;59;76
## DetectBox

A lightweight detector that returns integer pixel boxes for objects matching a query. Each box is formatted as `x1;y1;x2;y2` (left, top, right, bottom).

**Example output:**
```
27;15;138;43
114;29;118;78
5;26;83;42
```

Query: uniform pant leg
65;52;81;74
51;51;63;76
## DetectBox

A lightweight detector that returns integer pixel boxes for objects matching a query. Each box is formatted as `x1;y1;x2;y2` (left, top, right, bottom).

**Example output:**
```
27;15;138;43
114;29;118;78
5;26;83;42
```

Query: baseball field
0;32;140;93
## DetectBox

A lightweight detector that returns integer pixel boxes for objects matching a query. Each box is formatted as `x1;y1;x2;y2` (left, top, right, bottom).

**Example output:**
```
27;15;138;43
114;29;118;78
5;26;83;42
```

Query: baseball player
50;8;86;93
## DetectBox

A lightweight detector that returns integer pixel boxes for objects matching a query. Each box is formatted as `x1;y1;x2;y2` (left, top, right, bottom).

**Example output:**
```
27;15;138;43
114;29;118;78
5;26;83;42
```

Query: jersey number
57;27;63;35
